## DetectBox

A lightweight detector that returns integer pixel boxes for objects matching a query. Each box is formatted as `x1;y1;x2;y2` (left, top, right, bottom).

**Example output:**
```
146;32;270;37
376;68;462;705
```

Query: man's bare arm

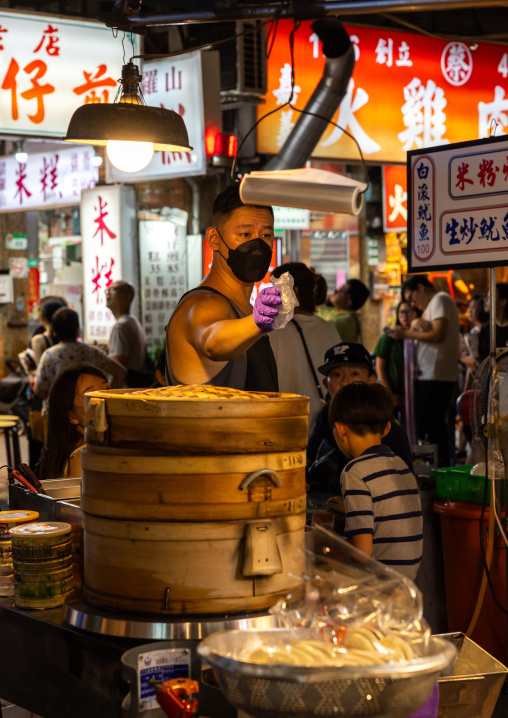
187;295;262;361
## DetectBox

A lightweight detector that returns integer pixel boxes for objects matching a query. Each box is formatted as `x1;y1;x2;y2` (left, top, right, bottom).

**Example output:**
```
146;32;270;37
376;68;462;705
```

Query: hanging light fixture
14;140;27;163
64;61;192;173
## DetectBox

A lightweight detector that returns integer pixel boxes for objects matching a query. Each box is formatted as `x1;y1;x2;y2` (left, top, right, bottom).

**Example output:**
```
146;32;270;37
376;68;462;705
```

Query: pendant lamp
64;61;192;173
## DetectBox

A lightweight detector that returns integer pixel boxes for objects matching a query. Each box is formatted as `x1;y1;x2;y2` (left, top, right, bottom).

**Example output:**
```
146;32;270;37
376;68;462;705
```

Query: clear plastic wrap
251;525;431;667
270;271;299;331
197;526;456;718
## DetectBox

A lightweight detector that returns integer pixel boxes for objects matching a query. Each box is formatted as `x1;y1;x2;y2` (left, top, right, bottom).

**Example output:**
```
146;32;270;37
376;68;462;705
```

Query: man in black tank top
165;184;280;392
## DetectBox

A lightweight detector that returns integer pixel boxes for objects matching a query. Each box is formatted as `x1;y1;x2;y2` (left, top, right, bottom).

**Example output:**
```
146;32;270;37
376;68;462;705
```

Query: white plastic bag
270;271;299;331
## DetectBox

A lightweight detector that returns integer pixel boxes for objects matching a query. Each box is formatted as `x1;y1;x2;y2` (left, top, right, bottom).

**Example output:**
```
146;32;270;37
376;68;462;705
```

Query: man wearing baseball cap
307;342;412;492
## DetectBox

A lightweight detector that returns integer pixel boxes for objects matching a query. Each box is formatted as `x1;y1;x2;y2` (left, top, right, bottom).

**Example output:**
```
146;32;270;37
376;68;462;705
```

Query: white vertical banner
139;220;187;354
81;185;136;343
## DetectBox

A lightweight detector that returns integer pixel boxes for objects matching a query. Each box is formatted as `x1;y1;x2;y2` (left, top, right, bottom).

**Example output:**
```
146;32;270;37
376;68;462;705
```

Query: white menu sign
409;135;508;272
0;10;139;136
139;220;187;353
81;185;125;342
106;52;207;182
0;146;97;211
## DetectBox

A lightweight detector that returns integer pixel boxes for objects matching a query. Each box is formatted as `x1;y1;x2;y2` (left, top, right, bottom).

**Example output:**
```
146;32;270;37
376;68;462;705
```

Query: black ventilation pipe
264;18;355;171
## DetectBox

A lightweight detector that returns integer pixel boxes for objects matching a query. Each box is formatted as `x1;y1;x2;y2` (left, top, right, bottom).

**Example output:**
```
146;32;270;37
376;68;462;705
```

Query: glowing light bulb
106;140;153;173
91;151;103;167
15;150;28;163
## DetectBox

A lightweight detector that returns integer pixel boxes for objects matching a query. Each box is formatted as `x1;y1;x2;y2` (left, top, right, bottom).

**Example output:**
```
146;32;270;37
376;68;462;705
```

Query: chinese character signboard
273;205;310;230
260;21;508;163
383;165;407;232
139;220;187;354
408;135;508;272
107;51;212;183
0;146;97;211
0;10;139;137
81;185;137;342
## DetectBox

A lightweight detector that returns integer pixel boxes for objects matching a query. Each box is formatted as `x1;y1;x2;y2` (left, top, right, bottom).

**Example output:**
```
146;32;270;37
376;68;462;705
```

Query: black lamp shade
65;103;193;152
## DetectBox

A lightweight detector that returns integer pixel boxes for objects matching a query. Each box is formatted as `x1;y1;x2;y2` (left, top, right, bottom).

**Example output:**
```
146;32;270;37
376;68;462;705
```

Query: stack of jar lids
10;522;74;609
0;510;39;597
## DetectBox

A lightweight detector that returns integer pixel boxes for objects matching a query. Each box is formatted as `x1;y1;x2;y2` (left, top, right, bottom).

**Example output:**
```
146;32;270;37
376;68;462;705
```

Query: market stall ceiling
5;0;508;44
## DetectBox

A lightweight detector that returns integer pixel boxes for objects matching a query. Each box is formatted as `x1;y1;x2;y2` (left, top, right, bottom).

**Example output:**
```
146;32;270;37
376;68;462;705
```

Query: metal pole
490;266;496;367
114;0;508;27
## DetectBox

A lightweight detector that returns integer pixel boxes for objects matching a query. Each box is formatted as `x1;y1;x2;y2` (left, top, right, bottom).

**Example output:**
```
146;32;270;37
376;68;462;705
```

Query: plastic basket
432;465;504;505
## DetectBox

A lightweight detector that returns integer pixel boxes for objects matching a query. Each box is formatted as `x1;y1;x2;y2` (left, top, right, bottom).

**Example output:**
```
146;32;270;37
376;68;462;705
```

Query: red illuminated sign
259;22;508;164
382;165;408;232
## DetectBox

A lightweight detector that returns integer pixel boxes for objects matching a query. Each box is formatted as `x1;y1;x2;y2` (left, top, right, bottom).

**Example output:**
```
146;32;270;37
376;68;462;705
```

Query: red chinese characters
73;64;116;104
93;196;117;246
14;162;32;205
1;58;55;123
33;25;60;56
40;154;61;201
0;25;8;51
91;256;115;303
455;162;474;191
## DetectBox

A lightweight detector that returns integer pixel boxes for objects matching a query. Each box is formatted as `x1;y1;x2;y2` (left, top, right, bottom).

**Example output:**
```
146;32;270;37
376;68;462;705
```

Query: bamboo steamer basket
83;385;309;453
83;513;306;614
82;385;309;615
81;449;306;521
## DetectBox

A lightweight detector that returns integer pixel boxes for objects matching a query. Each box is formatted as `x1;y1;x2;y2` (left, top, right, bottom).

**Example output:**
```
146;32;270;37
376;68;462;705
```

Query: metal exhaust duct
264;18;355;171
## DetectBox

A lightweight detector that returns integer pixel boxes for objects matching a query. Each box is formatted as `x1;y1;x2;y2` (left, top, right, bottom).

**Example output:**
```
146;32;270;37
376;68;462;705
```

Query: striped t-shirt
340;444;423;580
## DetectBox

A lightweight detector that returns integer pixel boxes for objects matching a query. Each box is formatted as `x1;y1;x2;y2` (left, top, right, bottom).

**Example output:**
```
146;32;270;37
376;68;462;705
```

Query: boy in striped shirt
327;381;423;580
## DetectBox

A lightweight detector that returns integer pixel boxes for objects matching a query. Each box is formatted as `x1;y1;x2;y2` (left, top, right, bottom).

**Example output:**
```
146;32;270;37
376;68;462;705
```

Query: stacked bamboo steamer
82;385;309;615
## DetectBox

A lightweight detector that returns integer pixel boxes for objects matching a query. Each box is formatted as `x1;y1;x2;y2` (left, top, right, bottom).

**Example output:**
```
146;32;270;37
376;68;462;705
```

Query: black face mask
216;230;273;283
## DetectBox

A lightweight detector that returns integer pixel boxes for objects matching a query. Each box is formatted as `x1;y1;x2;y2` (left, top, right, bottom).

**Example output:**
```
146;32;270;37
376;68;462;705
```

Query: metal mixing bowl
198;628;456;718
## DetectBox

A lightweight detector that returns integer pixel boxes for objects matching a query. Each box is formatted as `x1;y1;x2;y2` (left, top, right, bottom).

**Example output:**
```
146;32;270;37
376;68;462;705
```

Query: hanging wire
112;27;119;39
489;118;500;137
122;31;127;64
230;18;300;180
231;19;370;194
266;15;279;59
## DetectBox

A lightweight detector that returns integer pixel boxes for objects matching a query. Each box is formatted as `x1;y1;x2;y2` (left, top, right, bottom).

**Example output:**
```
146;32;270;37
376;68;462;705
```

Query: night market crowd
18;185;501;578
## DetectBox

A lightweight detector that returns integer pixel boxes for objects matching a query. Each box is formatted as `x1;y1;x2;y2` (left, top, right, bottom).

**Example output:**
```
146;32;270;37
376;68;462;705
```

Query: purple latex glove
407;682;439;718
253;286;282;333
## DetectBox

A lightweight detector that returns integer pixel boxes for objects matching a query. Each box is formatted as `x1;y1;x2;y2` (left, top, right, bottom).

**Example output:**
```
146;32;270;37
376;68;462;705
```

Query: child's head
329;382;393;456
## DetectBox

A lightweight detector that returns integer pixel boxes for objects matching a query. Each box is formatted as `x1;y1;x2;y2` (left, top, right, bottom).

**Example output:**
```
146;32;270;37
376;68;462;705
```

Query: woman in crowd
37;365;109;480
30;297;67;364
373;299;419;423
459;293;487;388
269;262;340;435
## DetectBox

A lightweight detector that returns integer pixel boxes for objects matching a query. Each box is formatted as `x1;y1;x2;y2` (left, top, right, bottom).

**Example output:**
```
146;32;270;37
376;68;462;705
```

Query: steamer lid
0;510;39;523
10;522;71;537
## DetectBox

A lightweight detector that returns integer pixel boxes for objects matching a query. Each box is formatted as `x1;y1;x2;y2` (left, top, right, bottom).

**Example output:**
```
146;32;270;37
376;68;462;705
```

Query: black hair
212;183;274;229
395;299;421;326
346;278;370;311
37;364;108;480
329;382;393;437
402;274;433;297
42;299;65;322
469;293;488;324
51;307;80;342
497;284;508;321
271;262;327;313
